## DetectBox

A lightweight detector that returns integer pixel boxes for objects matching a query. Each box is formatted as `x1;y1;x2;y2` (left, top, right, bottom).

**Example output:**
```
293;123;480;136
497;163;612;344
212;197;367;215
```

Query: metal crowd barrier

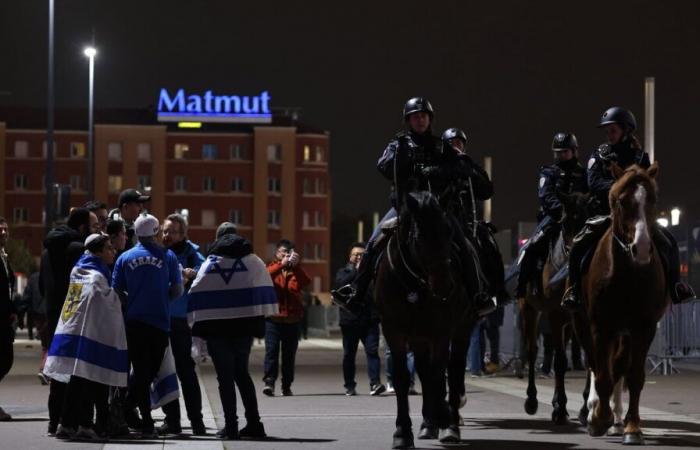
648;299;700;375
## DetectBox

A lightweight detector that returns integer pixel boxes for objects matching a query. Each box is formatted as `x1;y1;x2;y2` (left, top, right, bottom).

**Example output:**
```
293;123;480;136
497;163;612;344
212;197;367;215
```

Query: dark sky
2;0;699;230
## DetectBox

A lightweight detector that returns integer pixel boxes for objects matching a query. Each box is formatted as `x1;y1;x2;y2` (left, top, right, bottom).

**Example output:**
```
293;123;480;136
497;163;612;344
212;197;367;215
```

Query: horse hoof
587;420;612;438
552;409;570;425
607;422;624;436
439;426;461;443
578;407;589;426
623;431;645;445
524;397;539;415
392;427;415;449
417;425;438;440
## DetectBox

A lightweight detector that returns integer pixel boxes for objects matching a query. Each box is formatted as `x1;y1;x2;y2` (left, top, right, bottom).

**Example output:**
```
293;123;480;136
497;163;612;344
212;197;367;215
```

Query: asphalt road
2;333;700;450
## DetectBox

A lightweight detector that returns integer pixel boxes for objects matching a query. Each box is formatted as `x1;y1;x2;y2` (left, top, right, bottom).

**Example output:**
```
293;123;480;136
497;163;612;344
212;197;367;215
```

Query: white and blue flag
149;344;179;409
44;260;128;387
186;254;278;326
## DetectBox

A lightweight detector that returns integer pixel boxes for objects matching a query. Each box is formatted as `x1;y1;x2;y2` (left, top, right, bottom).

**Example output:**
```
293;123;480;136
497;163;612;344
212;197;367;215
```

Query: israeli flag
187;254;278;326
45;267;128;387
149;345;179;409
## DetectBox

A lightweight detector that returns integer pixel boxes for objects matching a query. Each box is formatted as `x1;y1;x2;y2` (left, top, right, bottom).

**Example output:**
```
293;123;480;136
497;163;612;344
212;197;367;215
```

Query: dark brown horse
375;190;472;449
573;163;668;445
519;192;590;424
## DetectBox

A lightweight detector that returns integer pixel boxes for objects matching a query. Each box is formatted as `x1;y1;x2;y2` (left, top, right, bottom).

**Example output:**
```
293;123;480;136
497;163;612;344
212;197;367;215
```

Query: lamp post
84;46;97;200
45;0;55;232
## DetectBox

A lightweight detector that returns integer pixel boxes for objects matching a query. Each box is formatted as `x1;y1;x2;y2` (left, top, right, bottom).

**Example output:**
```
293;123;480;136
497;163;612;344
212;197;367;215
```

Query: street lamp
84;46;97;200
671;207;681;226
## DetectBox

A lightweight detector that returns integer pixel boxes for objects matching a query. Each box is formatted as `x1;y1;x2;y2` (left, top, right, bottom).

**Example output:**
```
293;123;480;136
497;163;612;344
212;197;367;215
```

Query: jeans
207;336;260;428
341;323;381;389
125;321;169;428
385;346;415;386
467;322;483;375
263;321;299;389
162;318;203;426
484;317;501;364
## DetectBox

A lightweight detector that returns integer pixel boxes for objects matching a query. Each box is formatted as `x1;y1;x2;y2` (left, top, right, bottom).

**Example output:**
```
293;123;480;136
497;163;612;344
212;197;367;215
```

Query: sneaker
484;361;500;375
140;426;158;439
191;420;207;436
470;372;482;379
74;426;100;441
47;423;58;436
239;421;266;439
408;385;418;395
157;421;182;435
281;387;293;396
385;383;395;394
37;372;49;386
124;408;143;430
369;383;386;396
262;384;274;397
216;427;240;440
0;406;11;421
345;387;357;396
55;424;77;440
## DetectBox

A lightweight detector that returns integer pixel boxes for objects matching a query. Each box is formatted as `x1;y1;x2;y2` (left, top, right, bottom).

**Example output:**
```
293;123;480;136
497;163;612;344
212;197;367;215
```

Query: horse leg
622;329;655;446
573;311;593;426
579;368;591;425
413;341;438;440
387;335;414;449
520;300;540;415
550;311;569;425
588;338;615;437
433;337;459;443
607;379;625;436
447;330;470;430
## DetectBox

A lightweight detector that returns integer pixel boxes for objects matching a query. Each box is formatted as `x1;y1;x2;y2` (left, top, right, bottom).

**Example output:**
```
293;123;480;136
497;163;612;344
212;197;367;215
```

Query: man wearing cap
114;189;151;251
112;214;182;438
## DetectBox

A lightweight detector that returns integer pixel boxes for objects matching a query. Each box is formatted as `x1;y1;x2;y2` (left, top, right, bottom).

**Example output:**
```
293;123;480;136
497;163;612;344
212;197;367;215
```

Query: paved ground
2;332;700;450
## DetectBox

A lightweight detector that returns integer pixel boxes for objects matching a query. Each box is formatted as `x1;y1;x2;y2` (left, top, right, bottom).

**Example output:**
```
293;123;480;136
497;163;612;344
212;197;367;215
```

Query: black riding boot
654;227;696;304
331;240;383;311
561;218;609;310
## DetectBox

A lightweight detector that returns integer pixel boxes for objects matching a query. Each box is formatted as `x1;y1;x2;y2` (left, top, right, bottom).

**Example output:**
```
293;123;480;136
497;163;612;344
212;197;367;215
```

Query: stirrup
673;282;697;304
476;294;497;317
330;284;356;311
561;286;579;310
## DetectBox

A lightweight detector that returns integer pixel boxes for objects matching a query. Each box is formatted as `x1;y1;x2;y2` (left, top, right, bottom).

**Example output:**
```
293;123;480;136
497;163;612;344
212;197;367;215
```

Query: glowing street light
657;217;669;228
671;208;681;226
83;46;97;58
83;46;97;199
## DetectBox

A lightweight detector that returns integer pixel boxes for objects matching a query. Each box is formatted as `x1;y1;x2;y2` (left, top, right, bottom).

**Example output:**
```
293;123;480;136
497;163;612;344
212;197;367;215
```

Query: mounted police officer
332;98;495;316
561;107;695;309
514;132;588;298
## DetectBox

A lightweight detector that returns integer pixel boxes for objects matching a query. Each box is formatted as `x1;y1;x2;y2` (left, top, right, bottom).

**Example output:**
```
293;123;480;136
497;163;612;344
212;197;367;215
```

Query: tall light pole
84;46;97;200
645;77;655;163
45;0;55;232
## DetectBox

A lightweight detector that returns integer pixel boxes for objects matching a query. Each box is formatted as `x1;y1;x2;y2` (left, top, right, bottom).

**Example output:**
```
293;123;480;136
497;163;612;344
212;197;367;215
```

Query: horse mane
608;164;658;210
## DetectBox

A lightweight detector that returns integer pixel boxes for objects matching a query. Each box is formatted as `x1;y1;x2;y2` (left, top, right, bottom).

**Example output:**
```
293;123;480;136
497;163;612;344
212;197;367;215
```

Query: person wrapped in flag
44;233;126;440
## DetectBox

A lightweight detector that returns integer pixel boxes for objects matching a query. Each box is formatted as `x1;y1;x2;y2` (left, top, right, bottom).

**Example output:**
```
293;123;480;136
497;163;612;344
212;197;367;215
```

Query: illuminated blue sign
157;88;272;123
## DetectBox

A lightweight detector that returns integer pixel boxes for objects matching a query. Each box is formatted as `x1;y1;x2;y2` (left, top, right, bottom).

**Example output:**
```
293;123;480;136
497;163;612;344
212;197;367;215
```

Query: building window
108;175;123;193
267;144;281;162
303;178;310;194
70;142;86;158
174;143;189;159
201;209;216;227
230;143;246;160
266;243;277;260
138;175;151;193
314;210;325;227
175;208;190;221
42;141;57;158
14;174;28;190
267;210;280;227
13;141;29;158
315;178;326;194
69;175;82;191
313;276;322;293
268;177;281;194
137;143;152;161
174;176;187;192
315;243;324;260
302;211;309;228
202;144;218;160
203;176;216;192
231;177;244;192
229;209;243;225
315;145;325;163
13;208;28;224
303;145;311;162
108;142;123;161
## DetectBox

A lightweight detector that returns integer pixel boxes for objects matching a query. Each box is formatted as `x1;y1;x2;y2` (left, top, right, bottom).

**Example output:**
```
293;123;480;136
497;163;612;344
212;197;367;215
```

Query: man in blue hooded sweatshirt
158;213;205;436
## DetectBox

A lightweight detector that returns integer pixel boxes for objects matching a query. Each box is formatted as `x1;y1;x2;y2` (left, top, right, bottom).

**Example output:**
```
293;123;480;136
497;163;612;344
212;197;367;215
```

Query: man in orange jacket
262;240;311;397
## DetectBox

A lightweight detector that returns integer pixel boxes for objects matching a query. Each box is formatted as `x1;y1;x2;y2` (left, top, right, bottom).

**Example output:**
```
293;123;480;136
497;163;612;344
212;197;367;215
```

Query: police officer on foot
515;132;588;298
561;107;696;309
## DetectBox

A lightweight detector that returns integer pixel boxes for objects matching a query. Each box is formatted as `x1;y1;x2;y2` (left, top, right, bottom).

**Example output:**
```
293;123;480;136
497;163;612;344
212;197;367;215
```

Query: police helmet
403;97;434;120
598;106;637;131
551;132;578;151
441;128;467;145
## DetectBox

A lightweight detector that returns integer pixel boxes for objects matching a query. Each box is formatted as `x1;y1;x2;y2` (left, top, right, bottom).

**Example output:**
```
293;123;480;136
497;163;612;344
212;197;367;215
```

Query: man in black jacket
0;217;16;421
335;243;385;396
39;207;98;434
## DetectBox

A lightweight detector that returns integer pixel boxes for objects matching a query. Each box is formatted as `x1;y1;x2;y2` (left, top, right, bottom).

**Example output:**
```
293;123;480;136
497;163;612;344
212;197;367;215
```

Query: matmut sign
157;88;272;123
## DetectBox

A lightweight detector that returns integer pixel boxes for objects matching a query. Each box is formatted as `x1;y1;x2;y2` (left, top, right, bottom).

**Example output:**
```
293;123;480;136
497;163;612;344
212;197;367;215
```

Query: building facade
0;108;331;292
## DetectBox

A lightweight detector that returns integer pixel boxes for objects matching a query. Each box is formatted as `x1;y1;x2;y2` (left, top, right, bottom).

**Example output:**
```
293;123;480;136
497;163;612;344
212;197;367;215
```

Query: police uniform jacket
538;159;588;222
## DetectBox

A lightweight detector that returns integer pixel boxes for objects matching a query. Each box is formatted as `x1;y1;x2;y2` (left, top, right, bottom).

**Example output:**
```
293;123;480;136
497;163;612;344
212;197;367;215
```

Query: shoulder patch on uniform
587;158;595;169
539;176;546;188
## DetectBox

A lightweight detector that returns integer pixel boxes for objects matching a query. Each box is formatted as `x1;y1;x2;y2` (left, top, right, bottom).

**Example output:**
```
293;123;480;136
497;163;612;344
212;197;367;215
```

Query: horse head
608;162;659;265
402;190;455;299
559;191;592;242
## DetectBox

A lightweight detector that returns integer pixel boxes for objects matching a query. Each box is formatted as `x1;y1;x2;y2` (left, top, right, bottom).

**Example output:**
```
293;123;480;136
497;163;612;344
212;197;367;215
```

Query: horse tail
609;330;632;386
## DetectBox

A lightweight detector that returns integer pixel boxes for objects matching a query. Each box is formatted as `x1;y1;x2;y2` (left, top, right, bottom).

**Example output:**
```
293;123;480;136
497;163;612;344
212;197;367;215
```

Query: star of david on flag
205;256;248;284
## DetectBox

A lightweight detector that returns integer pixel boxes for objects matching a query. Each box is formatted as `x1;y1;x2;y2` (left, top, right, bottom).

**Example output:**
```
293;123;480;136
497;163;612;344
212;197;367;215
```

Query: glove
598;144;617;162
421;165;440;177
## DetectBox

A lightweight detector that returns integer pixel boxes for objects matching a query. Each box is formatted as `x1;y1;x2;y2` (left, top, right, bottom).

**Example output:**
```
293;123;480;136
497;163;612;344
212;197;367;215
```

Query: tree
6;238;36;275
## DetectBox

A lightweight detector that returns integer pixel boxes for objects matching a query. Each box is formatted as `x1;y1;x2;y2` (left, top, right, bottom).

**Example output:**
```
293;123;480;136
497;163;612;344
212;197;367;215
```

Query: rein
387;229;430;294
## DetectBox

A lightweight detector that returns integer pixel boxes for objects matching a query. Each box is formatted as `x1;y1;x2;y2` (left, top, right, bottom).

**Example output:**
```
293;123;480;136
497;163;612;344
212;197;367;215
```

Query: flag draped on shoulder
44;255;128;387
187;254;278;326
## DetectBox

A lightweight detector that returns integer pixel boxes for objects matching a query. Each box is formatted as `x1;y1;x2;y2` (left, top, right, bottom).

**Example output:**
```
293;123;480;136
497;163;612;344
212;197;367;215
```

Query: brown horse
375;190;472;449
519;192;590;424
573;163;668;445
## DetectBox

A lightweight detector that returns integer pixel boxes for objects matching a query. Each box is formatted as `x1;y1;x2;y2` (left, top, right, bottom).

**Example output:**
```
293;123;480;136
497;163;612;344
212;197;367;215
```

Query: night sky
2;0;700;231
